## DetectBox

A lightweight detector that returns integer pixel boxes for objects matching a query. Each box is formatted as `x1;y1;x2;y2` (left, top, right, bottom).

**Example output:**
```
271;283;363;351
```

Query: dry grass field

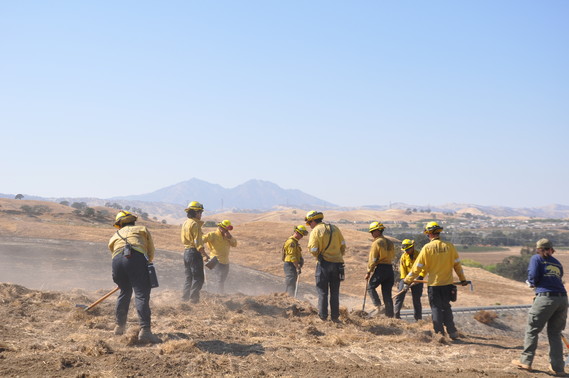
0;198;564;376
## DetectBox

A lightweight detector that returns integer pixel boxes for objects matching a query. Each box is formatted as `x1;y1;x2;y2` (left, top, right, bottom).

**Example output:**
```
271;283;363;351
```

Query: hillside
0;198;539;305
0;197;561;376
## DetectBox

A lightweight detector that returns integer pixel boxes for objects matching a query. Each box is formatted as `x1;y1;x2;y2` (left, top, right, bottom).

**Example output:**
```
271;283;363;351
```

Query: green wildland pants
520;294;568;372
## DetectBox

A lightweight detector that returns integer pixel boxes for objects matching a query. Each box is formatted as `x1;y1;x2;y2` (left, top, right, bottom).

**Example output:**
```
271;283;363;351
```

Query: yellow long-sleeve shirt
108;225;155;262
203;229;237;264
283;236;303;263
307;223;346;263
404;238;466;286
181;218;205;250
367;235;395;272
399;250;425;279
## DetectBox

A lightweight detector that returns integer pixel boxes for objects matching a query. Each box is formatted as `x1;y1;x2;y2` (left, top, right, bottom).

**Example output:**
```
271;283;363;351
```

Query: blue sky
1;1;567;208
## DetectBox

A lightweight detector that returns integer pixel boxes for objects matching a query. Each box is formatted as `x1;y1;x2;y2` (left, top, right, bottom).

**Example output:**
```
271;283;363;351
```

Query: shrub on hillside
20;205;51;216
494;252;532;282
474;310;498;324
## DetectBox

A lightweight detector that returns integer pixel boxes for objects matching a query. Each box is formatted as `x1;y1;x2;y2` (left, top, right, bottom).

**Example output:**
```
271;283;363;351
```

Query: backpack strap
116;229;131;246
318;224;334;262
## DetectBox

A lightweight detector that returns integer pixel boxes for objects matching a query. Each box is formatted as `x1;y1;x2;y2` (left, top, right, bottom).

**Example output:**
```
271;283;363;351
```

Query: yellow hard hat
424;221;443;234
369;221;385;233
218;219;233;230
401;239;415;250
185;201;204;212
305;210;324;225
114;210;137;228
294;225;309;236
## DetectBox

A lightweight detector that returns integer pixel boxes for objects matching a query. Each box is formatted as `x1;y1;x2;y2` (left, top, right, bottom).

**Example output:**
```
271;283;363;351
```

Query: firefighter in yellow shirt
181;201;210;303
393;239;424;320
282;225;309;296
108;211;161;343
203;220;237;294
364;221;395;317
305;211;346;322
403;222;468;339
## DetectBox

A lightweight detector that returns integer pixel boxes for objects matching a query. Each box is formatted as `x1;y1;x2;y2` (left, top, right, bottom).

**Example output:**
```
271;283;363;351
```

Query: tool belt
537;292;567;297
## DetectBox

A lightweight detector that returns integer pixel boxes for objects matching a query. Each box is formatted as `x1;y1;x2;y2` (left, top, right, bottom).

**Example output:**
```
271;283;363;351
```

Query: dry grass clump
0;283;32;300
305;325;325;336
160;339;198;354
474;310;498;324
70;308;91;321
79;339;114;356
322;335;348;347
0;342;18;352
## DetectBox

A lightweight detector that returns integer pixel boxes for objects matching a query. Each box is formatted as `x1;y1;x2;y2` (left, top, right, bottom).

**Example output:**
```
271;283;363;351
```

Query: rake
75;287;119;311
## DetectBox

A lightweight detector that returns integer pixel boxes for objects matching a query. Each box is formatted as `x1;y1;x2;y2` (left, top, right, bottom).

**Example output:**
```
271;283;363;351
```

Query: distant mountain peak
111;178;336;211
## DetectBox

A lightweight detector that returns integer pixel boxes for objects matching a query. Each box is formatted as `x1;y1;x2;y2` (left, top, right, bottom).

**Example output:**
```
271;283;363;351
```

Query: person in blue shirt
512;239;568;376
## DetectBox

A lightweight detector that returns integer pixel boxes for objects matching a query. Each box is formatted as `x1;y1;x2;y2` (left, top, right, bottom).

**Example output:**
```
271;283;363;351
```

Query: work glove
526;280;535;288
402;283;410;291
297;267;302;275
460;280;469;286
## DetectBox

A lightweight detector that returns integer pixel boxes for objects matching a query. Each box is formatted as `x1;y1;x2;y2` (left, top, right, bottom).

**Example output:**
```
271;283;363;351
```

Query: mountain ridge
111;178;337;211
2;178;569;218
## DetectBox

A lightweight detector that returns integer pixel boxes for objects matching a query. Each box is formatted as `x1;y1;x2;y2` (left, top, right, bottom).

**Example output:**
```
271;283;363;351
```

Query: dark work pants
183;248;204;303
367;264;394;317
315;259;342;320
284;262;298;296
210;262;230;294
112;250;151;329
428;285;456;335
393;279;423;320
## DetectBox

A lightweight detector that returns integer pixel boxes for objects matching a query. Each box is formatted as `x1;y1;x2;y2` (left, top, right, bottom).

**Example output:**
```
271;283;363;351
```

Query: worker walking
108;211;161;343
305;211;346;322
181;201;210;303
512;239;568;376
365;221;395;317
403;222;468;339
393;239;424;320
203;220;237;294
282;225;309;296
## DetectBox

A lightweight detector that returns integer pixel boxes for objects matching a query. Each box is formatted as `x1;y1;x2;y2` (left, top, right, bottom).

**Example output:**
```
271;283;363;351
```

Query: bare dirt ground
0;198;566;376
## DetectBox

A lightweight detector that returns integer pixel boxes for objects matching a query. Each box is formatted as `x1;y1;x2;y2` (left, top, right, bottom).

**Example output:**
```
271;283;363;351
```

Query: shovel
362;277;369;312
562;334;569;367
294;270;300;298
76;287;119;311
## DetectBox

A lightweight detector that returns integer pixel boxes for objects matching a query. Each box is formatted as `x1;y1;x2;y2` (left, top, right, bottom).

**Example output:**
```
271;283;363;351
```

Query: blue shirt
527;254;566;294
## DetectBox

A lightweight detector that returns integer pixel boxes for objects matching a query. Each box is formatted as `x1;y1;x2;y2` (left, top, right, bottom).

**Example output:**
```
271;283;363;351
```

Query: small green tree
84;207;96;217
71;202;87;210
494;247;533;282
59;200;70;206
15;194;24;200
